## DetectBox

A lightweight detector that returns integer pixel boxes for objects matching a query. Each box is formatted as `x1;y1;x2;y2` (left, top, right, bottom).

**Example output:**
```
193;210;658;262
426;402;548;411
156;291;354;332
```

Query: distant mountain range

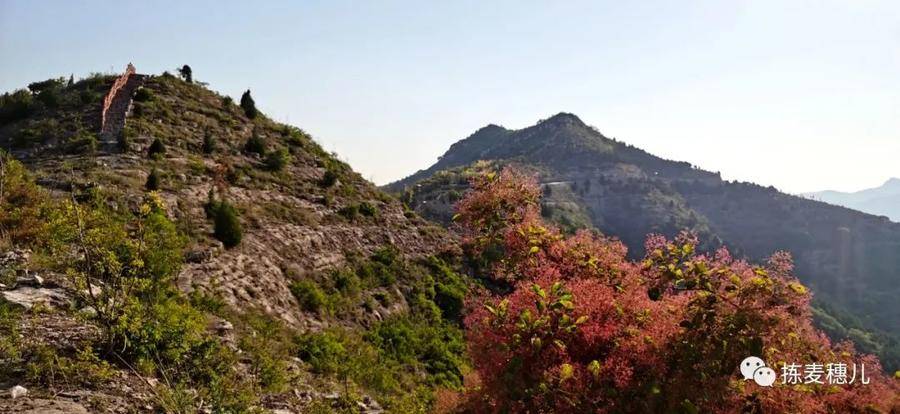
387;113;900;369
804;178;900;223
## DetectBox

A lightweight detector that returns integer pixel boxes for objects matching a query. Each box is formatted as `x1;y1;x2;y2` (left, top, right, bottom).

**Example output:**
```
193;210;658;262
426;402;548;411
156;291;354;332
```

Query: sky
1;0;898;193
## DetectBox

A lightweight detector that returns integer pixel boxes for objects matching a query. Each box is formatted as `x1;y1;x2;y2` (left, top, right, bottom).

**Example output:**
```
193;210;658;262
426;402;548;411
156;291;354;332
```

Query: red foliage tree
460;167;899;413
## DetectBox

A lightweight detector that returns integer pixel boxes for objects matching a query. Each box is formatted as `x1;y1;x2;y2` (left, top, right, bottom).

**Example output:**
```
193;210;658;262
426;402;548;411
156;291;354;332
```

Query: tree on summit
240;90;258;119
178;64;193;83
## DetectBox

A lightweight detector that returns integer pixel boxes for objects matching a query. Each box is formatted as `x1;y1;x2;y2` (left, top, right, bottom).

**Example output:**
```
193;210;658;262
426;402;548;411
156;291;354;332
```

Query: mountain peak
539;112;586;127
883;177;900;188
474;123;507;134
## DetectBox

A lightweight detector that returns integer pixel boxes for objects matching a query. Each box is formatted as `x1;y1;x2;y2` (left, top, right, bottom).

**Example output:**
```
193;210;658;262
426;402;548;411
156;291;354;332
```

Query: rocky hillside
0;68;467;413
387;112;900;370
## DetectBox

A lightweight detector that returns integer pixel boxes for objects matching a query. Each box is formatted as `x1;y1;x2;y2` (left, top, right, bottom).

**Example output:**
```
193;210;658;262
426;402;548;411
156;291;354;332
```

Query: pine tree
212;201;242;248
240;90;257;119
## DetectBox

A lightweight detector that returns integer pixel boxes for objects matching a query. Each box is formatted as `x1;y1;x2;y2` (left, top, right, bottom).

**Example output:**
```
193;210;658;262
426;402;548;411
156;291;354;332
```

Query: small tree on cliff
211;200;242;248
145;168;160;191
240;90;258;119
178;65;193;83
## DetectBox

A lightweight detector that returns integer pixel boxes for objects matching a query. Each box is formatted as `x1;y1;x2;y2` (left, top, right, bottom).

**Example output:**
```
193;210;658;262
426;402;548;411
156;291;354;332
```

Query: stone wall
100;63;136;131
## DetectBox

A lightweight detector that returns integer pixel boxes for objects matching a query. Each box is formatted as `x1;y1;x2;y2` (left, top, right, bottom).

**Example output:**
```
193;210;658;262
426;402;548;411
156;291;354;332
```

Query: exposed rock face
1;249;72;310
1;287;70;310
5;399;90;414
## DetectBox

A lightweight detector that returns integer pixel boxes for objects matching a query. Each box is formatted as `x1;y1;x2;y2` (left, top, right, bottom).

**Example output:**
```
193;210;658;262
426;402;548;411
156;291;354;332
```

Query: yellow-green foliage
0;153;48;246
25;345;114;388
0;300;22;365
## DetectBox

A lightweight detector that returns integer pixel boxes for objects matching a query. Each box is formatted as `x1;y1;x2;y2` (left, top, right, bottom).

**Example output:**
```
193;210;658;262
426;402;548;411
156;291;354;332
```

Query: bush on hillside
148;138;166;158
320;167;339;187
265;148;290;171
133;88;153;102
290;280;329;314
145;169;161;191
209;200;242;248
244;131;266;156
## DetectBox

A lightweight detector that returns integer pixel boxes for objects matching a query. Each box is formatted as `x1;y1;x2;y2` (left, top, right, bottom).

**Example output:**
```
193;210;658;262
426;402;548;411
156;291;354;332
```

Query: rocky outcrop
0;249;71;310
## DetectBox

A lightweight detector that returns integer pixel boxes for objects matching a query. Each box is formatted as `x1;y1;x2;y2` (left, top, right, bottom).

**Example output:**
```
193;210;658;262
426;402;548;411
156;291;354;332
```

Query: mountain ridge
804;178;900;222
387;113;900;370
0;68;467;412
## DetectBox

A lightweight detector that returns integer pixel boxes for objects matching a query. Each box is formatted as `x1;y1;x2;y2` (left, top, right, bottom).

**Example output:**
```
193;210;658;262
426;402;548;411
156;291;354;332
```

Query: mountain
804;178;900;222
0;68;467;412
387;112;900;370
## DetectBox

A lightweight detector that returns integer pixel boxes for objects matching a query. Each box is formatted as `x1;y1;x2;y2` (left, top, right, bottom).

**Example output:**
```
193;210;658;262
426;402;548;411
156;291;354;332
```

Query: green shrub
188;289;225;313
202;131;216;154
295;330;346;375
148;138;166;158
372;246;398;266
427;257;467;320
118;128;131;151
211;200;242;248
290;280;328;313
145;169;161;190
365;317;464;388
359;202;379;217
25;345;114;388
265;148;290;171
79;89;99;105
0;90;35;125
434;278;465;321
67;131;97;154
283;127;309;147
354;247;400;287
133;87;153;102
320;167;339;187
240;89;258;119
0;300;22;363
339;203;377;221
244;131;266;156
339;204;360;220
237;313;292;392
26;78;64;109
333;269;361;296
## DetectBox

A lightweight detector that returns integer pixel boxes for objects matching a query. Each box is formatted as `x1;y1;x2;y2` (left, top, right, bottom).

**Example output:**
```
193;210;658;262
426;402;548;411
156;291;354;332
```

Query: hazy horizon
2;0;898;193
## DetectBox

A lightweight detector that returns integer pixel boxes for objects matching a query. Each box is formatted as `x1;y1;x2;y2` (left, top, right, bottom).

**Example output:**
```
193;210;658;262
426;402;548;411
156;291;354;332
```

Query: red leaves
458;168;899;413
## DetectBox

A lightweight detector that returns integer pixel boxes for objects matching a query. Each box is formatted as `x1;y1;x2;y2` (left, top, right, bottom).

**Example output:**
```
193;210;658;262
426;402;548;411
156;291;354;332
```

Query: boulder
2;287;70;309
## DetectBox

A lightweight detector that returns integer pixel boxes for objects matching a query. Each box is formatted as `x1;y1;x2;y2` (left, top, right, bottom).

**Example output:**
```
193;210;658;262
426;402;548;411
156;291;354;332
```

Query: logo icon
740;356;775;387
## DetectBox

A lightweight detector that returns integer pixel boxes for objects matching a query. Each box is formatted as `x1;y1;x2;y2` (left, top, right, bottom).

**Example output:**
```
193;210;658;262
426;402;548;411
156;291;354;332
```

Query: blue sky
1;0;898;192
